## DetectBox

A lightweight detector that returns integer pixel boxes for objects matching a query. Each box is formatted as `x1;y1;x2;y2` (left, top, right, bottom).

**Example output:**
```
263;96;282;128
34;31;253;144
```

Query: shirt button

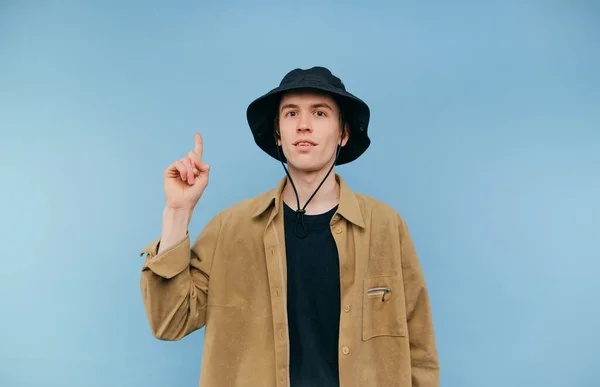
279;330;284;340
275;288;280;297
342;346;350;355
335;227;342;234
344;305;351;313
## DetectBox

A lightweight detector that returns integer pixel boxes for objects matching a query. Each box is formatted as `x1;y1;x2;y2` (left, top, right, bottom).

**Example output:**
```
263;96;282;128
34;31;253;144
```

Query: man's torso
197;176;415;386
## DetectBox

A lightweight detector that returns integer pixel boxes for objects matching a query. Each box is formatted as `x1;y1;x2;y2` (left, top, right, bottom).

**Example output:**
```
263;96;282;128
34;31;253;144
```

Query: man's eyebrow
280;103;299;112
311;103;333;111
279;102;334;112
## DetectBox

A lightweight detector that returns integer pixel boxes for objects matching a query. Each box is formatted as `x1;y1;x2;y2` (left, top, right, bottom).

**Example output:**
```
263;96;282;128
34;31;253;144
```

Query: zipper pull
381;288;392;302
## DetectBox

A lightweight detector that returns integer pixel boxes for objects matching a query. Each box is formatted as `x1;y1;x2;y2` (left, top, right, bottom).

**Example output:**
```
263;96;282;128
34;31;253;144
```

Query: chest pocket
362;275;407;341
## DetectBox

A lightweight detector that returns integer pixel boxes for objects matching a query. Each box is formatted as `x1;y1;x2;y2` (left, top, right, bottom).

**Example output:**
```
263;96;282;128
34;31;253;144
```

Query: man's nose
297;115;312;133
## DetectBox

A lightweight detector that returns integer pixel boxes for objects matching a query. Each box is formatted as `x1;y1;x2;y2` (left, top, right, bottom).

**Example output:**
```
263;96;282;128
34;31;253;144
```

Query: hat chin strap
276;136;343;239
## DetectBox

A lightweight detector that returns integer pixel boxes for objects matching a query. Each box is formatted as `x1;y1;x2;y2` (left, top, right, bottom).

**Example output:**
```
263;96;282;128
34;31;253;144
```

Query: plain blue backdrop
1;1;599;386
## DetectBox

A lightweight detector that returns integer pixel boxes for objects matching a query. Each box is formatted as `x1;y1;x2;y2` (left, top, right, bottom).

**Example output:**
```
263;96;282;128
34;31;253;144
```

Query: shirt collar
252;173;365;228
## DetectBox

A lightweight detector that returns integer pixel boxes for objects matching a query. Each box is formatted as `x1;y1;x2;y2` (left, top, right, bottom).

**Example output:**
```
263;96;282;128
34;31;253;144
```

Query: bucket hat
246;66;371;165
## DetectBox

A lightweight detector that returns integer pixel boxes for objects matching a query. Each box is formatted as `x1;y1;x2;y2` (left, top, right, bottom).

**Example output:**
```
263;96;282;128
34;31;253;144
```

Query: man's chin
287;160;330;174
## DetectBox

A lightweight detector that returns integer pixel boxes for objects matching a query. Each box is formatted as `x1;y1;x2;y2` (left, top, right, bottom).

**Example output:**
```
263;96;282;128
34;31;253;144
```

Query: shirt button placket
279;369;286;385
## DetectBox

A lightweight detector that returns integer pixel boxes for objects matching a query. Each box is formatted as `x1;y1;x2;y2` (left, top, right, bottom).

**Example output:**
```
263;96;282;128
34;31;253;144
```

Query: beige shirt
139;174;439;387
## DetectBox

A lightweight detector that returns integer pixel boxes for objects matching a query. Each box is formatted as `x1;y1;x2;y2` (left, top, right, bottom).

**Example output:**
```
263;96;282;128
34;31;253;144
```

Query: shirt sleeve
399;216;440;386
139;212;223;341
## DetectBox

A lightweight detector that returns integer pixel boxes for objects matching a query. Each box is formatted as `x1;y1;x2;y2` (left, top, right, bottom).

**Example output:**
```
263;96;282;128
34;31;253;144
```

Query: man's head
246;66;371;166
274;89;349;174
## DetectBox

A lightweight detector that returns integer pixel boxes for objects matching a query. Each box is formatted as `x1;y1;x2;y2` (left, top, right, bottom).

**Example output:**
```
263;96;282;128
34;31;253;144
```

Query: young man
139;66;439;387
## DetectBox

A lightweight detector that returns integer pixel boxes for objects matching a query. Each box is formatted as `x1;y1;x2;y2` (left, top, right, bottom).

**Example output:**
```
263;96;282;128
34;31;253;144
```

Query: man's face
277;91;348;173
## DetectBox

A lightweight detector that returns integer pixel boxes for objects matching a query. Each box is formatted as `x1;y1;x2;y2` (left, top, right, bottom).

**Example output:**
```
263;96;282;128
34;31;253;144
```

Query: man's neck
282;167;340;215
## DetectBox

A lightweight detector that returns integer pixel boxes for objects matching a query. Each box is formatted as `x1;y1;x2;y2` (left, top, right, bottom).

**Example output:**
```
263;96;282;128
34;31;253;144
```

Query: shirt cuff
140;235;190;279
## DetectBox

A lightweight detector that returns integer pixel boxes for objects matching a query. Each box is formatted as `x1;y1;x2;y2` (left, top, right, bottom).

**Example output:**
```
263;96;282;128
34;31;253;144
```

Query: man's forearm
157;207;193;254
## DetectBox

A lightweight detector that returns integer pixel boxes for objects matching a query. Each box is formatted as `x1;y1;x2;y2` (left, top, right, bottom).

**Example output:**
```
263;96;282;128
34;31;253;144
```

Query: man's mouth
294;140;317;146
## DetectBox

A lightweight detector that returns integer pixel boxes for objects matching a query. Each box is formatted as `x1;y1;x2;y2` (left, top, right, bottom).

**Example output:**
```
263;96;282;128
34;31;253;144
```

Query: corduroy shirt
139;174;440;387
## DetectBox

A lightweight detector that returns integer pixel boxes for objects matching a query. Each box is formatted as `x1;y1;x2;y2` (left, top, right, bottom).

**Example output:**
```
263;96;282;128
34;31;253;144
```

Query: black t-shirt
283;201;341;387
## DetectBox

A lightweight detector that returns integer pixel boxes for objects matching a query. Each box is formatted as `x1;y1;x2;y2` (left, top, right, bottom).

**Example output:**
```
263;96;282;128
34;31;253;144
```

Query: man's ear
274;116;282;146
341;123;350;147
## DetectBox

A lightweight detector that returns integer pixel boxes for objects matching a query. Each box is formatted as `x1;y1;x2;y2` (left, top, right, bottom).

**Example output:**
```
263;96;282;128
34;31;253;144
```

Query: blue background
1;1;599;386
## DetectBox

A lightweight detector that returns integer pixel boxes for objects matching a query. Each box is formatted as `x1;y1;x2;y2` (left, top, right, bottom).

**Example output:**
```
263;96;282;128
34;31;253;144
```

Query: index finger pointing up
194;132;203;157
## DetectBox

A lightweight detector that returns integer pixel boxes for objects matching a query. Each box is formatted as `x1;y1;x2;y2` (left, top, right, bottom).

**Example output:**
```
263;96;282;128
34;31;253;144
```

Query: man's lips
293;140;317;146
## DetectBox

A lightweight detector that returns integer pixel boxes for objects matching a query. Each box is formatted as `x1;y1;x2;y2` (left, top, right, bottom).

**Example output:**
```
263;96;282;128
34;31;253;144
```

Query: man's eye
286;111;296;117
316;111;326;117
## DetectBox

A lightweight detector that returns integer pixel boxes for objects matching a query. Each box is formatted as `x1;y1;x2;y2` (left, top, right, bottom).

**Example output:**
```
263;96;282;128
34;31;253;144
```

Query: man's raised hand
163;132;210;210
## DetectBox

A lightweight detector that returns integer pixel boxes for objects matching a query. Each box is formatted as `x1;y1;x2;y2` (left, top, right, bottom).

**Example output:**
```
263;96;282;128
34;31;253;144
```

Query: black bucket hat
246;66;371;165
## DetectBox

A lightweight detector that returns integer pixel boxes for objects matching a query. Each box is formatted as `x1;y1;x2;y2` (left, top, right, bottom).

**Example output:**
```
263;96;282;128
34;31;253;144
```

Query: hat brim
246;81;371;165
